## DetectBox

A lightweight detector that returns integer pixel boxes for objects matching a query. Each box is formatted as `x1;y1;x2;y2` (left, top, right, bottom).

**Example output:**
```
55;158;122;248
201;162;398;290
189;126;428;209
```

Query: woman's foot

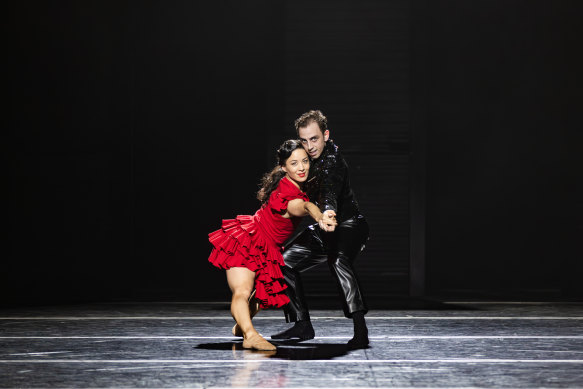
242;333;276;351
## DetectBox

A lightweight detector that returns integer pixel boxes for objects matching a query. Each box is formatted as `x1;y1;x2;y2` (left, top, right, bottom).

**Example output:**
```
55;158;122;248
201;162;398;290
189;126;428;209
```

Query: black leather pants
282;214;369;322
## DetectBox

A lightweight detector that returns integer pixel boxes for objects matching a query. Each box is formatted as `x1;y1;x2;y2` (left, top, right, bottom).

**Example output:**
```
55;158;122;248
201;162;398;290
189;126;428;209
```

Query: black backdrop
6;1;582;305
7;1;286;303
420;1;583;298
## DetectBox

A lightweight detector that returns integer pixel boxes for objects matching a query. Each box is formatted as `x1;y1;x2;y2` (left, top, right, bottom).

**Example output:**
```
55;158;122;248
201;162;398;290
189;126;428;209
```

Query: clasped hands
318;210;337;232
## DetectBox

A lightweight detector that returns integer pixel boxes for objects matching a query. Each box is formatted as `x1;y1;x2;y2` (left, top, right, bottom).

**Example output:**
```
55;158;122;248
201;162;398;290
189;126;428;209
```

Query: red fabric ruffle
208;215;290;308
269;186;309;214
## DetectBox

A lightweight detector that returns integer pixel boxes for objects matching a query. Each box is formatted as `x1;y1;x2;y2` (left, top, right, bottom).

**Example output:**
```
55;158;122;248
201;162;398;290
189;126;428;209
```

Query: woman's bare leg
232;289;261;337
226;267;275;350
226;267;257;337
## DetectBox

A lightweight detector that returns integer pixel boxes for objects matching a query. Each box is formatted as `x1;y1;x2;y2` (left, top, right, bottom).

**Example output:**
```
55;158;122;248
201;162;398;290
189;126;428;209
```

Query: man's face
298;121;329;159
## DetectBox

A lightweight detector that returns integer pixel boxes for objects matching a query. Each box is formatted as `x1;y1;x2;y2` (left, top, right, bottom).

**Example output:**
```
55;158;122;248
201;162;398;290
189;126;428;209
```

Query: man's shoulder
321;143;347;169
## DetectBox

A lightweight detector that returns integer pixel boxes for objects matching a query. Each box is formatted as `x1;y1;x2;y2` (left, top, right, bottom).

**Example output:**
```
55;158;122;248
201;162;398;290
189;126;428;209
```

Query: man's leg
327;215;370;349
282;247;312;323
271;228;327;340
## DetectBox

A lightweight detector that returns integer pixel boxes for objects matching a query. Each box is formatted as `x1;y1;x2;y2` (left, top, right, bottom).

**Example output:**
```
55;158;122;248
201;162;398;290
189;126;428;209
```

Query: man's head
295;110;330;159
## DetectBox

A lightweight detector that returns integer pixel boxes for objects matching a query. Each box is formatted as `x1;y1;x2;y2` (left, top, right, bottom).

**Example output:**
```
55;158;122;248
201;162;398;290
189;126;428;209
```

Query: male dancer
271;110;370;349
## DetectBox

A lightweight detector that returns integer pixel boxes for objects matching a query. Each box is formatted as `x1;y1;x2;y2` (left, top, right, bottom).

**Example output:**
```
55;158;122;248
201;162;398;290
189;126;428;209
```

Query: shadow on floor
196;340;352;360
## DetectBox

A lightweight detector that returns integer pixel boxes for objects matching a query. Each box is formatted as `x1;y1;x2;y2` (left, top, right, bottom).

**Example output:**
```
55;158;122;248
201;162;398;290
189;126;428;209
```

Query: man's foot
347;310;369;350
242;333;276;351
347;329;369;350
270;320;315;340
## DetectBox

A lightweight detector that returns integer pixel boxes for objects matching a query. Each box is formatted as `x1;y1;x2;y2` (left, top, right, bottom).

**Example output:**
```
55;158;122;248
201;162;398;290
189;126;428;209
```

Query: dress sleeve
269;180;309;213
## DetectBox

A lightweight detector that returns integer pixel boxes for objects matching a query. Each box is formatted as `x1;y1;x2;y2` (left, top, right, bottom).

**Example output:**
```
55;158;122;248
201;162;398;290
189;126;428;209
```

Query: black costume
282;140;369;322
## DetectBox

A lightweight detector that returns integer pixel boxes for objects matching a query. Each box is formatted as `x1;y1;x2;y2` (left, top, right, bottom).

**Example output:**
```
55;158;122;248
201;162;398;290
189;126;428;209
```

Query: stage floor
1;301;582;388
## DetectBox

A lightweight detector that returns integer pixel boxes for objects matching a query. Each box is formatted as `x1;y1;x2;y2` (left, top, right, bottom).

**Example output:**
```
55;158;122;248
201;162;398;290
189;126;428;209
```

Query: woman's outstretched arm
286;199;337;232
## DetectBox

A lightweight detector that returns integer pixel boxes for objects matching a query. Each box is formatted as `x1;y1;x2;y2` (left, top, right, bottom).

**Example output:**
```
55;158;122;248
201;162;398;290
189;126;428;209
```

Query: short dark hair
294;110;328;135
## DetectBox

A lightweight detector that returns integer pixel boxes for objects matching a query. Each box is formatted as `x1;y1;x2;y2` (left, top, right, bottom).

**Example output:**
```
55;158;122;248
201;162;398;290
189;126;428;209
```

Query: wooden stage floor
1;301;582;387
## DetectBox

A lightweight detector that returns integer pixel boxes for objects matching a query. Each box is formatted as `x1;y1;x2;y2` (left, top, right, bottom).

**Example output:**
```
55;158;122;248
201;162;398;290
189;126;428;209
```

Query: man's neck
314;140;333;161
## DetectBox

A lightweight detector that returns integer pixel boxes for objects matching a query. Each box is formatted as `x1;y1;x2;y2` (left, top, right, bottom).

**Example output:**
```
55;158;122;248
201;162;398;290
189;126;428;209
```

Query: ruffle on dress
269;187;309;214
208;215;290;308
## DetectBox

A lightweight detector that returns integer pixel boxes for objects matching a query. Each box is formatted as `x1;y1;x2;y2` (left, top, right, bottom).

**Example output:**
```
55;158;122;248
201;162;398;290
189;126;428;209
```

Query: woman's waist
253;212;294;248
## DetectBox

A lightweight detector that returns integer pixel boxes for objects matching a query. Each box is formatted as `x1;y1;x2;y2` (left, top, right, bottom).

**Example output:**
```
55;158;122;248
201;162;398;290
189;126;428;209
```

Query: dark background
5;0;582;306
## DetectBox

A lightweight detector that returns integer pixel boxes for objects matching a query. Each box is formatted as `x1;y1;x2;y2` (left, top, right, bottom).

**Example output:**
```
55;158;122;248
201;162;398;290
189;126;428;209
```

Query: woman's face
282;148;310;185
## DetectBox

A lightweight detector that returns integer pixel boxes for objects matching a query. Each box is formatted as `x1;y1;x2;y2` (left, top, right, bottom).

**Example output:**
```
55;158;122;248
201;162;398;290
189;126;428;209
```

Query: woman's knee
232;287;252;300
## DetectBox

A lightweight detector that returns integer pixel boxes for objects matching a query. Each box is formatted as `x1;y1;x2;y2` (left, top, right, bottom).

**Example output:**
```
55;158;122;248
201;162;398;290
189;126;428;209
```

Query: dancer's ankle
348;311;369;349
352;310;366;323
243;329;259;340
296;319;312;327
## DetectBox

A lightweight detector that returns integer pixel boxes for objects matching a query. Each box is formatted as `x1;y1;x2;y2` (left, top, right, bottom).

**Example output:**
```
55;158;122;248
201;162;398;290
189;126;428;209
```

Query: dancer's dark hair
257;139;305;204
294;110;328;135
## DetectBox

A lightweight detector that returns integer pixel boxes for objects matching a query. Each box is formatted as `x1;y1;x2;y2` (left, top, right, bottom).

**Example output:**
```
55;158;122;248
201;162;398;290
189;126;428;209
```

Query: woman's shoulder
278;176;307;197
268;177;308;212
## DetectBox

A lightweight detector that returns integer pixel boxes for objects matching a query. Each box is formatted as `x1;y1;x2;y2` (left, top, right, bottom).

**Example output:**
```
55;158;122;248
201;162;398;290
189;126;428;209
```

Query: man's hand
318;210;337;232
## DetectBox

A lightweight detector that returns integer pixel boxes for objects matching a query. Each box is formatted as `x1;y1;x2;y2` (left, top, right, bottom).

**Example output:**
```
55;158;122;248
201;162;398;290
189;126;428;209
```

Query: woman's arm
286;199;337;231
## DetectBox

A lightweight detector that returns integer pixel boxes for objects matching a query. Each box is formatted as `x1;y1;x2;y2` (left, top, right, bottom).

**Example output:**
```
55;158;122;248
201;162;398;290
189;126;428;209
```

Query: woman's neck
285;175;301;190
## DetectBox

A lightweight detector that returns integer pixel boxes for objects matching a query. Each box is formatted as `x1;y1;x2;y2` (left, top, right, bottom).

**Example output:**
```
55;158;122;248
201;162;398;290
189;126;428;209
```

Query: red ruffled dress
208;177;309;308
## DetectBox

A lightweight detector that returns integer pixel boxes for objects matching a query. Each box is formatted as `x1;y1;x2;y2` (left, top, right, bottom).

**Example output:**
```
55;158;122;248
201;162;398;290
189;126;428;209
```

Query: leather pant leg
282;228;328;323
326;215;370;318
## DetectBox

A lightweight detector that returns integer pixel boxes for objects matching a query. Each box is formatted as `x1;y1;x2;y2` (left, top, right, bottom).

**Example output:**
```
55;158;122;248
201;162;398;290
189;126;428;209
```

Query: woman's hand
295;201;338;232
318;210;337;232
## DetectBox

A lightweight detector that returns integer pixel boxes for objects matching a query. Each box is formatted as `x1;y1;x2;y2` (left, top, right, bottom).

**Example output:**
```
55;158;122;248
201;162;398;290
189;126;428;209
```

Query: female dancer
208;140;336;351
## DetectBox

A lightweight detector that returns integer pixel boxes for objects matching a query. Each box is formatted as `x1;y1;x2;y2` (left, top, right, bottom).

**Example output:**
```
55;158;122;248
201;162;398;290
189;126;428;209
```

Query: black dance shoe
270;320;315;340
347;327;369;350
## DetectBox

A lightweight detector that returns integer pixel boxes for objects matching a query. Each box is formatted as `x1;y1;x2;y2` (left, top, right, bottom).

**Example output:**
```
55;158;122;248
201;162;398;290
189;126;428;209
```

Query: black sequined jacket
305;140;362;224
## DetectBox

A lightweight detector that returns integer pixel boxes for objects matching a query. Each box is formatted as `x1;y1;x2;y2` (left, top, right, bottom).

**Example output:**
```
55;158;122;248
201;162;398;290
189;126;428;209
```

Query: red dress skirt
208;177;308;308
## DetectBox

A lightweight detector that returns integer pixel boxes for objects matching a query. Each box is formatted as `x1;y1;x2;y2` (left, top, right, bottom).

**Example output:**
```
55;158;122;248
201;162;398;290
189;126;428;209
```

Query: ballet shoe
242;333;276;351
